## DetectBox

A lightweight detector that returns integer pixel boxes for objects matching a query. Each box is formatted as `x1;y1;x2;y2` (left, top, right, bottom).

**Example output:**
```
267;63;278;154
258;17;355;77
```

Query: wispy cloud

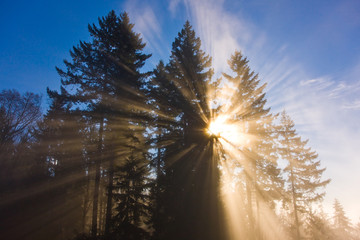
124;1;170;64
168;0;181;17
342;100;360;109
178;0;264;76
300;77;334;87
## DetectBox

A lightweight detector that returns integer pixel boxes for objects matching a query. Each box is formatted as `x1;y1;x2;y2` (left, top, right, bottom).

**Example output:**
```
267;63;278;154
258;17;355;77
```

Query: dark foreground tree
0;89;42;191
149;21;226;240
112;156;150;239
56;10;151;237
0;89;41;147
0;89;43;240
32;88;86;239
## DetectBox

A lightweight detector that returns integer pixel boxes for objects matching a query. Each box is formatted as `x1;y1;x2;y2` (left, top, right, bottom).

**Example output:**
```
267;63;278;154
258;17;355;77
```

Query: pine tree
305;210;336;240
222;51;284;239
56;10;151;236
278;111;330;240
149;21;226;240
1;87;89;240
333;199;353;239
147;61;180;239
111;131;151;239
35;87;86;239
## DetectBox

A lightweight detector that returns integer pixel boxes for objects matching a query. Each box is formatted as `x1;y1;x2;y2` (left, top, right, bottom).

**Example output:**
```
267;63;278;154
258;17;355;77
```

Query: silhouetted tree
0;89;44;240
147;61;179;239
0;89;41;147
112;155;150;239
29;87;86;240
149;21;227;240
0;89;42;190
56;10;151;236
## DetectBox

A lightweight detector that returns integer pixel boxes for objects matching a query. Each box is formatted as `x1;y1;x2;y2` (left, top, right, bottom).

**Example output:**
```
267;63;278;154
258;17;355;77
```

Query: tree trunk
82;172;91;232
246;176;255;240
105;151;114;235
290;166;300;240
99;176;104;233
91;117;104;237
256;191;261;240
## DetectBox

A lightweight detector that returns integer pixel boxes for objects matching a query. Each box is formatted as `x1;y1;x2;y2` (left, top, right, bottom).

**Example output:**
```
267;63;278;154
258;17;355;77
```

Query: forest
0;10;359;240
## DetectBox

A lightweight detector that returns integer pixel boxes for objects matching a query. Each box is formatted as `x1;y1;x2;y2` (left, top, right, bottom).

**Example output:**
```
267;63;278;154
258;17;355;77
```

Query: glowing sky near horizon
1;0;359;223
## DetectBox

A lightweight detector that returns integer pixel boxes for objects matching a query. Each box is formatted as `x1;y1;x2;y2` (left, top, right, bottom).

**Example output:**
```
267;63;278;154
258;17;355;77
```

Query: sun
208;120;223;138
207;115;247;146
207;116;232;139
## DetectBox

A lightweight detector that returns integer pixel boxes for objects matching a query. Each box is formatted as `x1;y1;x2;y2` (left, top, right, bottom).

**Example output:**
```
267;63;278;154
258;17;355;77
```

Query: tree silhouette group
0;10;358;240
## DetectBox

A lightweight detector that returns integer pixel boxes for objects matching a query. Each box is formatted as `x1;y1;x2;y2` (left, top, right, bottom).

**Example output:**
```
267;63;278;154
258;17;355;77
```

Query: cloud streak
124;0;171;66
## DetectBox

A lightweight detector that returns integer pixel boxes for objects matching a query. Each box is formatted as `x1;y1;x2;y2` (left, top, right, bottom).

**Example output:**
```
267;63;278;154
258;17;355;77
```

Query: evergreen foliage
148;21;225;240
278;111;331;239
220;51;285;239
2;10;355;240
333;199;353;239
305;210;336;240
55;10;151;238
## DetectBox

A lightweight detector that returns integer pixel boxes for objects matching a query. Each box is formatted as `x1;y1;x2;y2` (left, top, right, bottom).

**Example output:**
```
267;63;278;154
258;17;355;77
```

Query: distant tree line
0;10;359;240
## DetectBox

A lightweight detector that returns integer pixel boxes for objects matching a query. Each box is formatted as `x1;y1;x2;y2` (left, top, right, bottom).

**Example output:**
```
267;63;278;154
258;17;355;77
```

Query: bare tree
0;89;42;189
0;89;41;148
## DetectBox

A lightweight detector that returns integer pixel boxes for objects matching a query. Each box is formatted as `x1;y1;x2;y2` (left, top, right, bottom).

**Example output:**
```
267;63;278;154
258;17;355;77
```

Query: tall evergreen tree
221;51;284;239
35;88;86;240
56;10;151;236
111;132;150;239
149;21;226;240
278;111;330;240
305;210;336;240
147;61;180;239
333;199;353;239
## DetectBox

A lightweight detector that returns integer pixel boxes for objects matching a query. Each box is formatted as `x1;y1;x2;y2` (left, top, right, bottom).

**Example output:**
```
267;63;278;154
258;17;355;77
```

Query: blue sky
1;0;360;222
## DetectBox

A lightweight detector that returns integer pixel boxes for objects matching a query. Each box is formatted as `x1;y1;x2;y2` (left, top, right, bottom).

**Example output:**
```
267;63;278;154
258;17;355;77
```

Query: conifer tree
1;87;87;240
305;210;336;240
35;88;86;239
112;158;150;239
333;199;353;239
56;10;150;236
111;131;151;239
147;61;180;239
278;111;330;240
222;51;284;239
149;21;226;240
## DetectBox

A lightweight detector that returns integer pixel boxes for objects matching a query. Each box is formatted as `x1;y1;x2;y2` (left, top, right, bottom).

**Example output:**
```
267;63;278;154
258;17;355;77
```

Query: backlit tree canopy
2;10;349;240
